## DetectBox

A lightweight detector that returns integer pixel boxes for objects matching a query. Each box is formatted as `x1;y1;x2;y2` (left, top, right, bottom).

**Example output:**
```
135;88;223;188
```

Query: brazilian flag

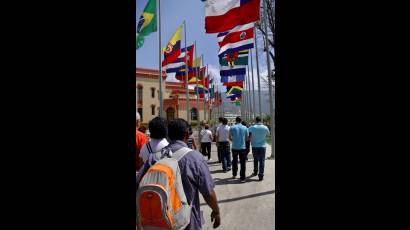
137;0;157;49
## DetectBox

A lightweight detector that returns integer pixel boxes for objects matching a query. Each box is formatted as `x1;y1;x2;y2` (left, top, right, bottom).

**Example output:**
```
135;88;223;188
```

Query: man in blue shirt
248;116;270;181
229;117;249;182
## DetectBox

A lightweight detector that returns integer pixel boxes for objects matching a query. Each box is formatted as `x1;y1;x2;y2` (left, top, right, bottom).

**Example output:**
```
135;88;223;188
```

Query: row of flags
204;0;261;106
137;0;214;115
136;0;261;112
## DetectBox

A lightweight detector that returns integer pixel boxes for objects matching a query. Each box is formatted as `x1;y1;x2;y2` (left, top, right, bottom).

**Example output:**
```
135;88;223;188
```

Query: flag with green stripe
219;50;249;66
136;0;157;49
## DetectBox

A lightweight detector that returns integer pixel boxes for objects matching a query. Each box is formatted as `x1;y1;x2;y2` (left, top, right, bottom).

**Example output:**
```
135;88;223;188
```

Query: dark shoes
251;172;258;177
258;177;264;181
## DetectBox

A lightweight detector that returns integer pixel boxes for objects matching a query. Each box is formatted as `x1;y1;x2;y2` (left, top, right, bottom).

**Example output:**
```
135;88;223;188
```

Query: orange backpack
136;147;193;230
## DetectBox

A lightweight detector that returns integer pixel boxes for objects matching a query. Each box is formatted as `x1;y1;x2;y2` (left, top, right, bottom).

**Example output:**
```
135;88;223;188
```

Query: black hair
222;118;228;125
138;126;147;133
168;118;189;141
241;121;247;127
148;117;168;139
218;117;224;122
235;116;242;123
255;116;262;123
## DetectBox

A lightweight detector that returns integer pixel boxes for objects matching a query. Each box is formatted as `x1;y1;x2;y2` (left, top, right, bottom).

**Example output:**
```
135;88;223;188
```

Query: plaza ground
199;142;275;230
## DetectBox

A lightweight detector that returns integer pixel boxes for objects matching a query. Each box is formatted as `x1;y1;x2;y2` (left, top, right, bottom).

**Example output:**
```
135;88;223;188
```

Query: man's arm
197;159;221;228
203;190;221;228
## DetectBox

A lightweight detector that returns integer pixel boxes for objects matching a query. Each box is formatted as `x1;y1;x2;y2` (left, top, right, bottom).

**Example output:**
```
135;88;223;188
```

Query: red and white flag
217;22;254;58
205;0;260;33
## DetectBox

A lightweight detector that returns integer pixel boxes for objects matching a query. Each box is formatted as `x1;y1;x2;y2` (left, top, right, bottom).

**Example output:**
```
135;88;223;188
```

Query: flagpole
242;77;246;120
216;85;221;118
157;0;164;117
205;62;208;121
221;84;224;117
246;63;252;122
194;41;200;123
254;27;263;118
250;49;256;122
183;20;190;123
263;0;275;158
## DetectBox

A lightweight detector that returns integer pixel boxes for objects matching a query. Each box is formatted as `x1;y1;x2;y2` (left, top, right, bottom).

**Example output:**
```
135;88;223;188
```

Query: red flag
205;0;260;33
223;81;243;87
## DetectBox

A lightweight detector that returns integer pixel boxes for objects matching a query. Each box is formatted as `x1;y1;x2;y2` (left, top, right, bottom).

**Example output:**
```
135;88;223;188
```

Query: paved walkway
197;142;275;230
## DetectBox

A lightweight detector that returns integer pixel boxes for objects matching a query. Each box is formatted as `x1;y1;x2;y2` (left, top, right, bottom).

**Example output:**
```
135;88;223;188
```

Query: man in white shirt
199;124;213;161
139;117;169;163
216;118;231;172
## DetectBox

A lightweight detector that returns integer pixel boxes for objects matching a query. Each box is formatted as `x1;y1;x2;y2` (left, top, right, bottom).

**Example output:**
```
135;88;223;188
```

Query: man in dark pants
216;118;231;172
229;117;249;183
215;117;224;162
249;116;270;181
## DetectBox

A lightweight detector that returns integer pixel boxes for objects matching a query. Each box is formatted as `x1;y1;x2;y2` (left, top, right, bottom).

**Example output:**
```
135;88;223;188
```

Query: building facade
136;67;209;126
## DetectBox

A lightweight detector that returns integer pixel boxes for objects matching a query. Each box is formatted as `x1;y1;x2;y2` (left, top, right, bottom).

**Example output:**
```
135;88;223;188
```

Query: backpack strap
171;147;192;161
146;142;153;154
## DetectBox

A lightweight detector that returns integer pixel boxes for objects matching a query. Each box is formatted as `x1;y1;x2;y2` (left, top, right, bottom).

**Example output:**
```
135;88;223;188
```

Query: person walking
229;117;249;183
215;117;224;162
241;121;251;161
136;112;148;172
216;118;231;172
137;118;221;229
249;116;270;181
199;124;213;161
187;127;197;150
139;116;169;163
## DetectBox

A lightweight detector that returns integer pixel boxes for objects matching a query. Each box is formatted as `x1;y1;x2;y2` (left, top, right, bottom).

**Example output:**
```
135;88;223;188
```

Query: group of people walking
213;116;270;182
194;115;270;182
135;112;270;229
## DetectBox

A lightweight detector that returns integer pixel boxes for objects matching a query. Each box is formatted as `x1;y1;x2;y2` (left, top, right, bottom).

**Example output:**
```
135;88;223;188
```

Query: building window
137;85;143;103
191;108;198;121
151;105;155;115
166;107;175;121
151;88;155;98
138;108;143;122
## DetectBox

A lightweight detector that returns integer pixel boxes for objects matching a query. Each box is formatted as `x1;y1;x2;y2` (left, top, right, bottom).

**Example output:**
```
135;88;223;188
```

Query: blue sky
136;0;273;90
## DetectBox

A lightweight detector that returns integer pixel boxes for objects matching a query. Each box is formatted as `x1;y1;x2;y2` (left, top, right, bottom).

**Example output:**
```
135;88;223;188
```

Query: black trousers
218;142;231;171
201;142;211;160
232;149;247;180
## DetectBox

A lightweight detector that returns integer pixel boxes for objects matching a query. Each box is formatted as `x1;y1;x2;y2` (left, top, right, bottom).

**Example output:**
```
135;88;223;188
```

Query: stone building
136;67;210;126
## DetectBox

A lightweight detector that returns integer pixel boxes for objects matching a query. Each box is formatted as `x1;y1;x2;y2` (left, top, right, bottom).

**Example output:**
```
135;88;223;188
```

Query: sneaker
259;177;264;181
251;172;258;177
241;179;246;183
227;168;231;172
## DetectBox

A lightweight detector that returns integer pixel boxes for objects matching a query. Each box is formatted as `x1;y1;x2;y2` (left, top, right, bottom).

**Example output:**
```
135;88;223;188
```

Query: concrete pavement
198;142;275;230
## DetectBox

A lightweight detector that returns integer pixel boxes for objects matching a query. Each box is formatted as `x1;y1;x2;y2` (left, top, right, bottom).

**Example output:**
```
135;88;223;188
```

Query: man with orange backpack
137;118;221;229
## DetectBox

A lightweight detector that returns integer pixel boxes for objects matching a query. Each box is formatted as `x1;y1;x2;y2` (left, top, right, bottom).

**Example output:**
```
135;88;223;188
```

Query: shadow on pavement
209;169;225;174
213;177;244;186
200;190;275;206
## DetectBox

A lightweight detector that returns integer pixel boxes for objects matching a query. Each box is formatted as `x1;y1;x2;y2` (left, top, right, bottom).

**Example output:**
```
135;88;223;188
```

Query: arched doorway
166;107;175;121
